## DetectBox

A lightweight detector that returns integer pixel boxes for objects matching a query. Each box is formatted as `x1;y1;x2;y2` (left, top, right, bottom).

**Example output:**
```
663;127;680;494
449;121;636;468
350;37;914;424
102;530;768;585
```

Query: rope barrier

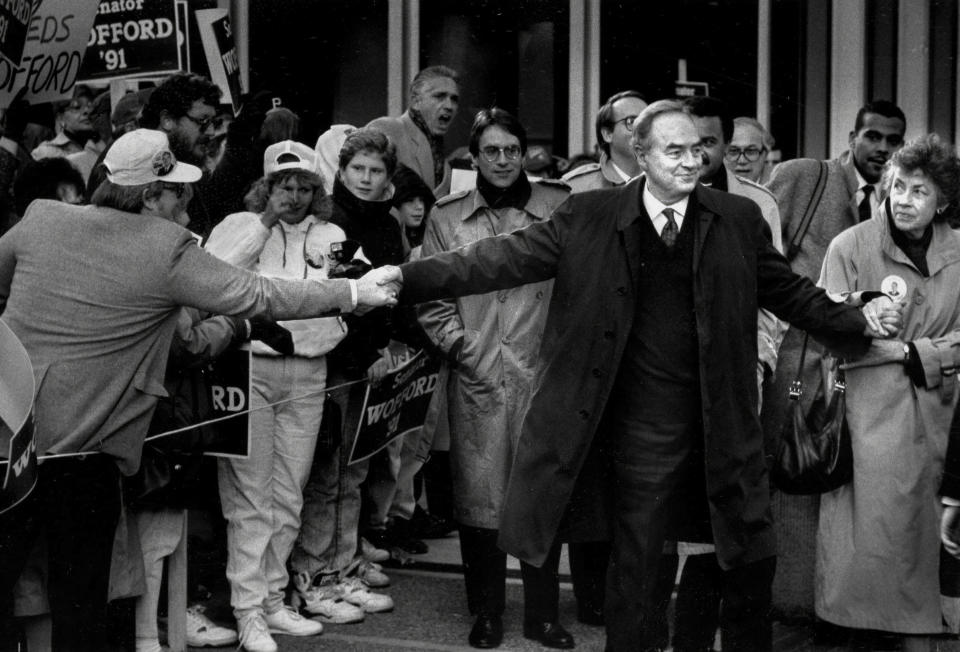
0;377;370;465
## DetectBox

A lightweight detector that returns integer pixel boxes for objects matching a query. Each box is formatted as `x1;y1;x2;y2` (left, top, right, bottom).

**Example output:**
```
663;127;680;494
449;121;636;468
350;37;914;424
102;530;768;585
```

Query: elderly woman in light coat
816;134;960;652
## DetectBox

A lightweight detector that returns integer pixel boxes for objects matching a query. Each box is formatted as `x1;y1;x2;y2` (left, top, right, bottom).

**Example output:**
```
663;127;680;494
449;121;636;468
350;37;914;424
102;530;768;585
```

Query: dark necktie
858;185;874;222
660;207;679;248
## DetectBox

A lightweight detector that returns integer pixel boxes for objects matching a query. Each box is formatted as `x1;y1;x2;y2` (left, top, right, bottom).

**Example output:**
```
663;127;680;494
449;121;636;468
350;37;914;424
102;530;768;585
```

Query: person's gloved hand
249;316;294;356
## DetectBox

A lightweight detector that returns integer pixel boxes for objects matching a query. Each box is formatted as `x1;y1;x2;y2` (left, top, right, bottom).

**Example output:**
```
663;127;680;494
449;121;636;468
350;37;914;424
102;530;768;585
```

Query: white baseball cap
104;129;202;186
264;140;319;176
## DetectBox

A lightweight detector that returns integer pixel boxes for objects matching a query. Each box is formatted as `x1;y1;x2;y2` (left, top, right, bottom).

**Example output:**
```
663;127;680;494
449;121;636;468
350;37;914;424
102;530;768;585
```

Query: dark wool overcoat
401;177;870;569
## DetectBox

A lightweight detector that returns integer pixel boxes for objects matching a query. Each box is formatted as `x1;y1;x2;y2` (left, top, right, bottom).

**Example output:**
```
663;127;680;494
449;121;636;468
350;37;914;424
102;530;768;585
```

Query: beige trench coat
417;180;568;528
816;212;960;633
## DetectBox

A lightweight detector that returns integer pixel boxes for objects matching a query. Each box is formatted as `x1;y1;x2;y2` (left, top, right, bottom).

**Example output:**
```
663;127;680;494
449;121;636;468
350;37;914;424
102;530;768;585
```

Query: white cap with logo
264;140;319;176
104;128;202;186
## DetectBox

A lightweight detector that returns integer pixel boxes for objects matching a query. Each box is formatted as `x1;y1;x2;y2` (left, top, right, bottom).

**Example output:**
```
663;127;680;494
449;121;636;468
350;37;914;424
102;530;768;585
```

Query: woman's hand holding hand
861;296;904;338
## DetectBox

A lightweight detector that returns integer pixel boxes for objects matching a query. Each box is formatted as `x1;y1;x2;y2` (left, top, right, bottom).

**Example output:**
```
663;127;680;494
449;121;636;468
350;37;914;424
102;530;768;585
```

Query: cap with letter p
104;128;202;186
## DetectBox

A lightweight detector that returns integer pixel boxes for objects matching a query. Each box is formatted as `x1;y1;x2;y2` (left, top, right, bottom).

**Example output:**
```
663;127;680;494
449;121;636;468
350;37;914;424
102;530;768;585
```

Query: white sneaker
350;556;390;588
237;612;277;652
361;536;391;562
337;576;394;613
293;571;366;624
264;605;323;637
186;604;238;647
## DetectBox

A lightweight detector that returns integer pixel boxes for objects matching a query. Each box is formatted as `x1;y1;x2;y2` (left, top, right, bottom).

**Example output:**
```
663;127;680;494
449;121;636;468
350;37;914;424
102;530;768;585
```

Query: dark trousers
604;419;775;652
458;523;562;622
0;456;122;652
569;540;610;616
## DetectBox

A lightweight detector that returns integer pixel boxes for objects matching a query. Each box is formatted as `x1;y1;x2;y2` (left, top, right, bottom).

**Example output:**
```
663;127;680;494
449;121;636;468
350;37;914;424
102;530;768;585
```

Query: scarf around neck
409;108;445;188
476;169;531;211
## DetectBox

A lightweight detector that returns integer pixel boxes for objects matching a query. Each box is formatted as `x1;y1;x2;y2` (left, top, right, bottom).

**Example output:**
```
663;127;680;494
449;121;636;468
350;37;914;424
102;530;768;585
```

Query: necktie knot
661;207;679;248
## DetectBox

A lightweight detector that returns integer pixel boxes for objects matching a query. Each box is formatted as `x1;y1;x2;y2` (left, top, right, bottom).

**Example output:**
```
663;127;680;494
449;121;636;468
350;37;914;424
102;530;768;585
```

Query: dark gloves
249;316;294;356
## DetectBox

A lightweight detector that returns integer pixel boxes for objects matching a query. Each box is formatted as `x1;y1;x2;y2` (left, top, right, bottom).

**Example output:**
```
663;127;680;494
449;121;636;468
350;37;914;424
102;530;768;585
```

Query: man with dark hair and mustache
87;73;225;236
367;65;460;198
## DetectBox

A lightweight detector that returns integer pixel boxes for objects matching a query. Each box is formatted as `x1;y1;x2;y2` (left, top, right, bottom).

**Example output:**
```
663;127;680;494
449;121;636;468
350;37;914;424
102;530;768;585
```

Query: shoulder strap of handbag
793;332;810;385
785;160;828;262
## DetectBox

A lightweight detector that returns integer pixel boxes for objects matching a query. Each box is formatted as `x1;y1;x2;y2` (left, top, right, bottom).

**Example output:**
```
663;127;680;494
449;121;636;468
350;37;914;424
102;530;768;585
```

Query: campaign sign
205;346;250;457
195;8;241;113
143;346;250;458
348;350;441;464
0;318;37;514
79;0;181;83
0;0;99;105
0;0;38;66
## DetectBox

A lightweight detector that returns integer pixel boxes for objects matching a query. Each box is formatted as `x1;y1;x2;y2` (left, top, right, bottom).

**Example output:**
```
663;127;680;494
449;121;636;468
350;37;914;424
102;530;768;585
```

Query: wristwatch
903;342;911;363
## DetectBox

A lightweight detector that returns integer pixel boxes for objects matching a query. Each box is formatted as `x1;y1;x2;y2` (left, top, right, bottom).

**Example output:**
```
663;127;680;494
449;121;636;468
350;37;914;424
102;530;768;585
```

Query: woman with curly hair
816;133;960;651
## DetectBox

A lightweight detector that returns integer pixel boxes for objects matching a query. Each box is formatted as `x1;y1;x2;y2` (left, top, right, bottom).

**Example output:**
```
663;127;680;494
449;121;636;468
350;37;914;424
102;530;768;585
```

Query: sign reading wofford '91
79;0;181;82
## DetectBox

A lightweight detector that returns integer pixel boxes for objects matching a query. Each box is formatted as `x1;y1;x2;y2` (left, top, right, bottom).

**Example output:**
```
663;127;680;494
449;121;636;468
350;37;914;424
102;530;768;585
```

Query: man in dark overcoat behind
383;100;903;651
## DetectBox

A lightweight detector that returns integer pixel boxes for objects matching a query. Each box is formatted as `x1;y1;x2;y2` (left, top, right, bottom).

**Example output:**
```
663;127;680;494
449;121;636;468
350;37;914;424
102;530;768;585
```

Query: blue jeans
292;369;369;578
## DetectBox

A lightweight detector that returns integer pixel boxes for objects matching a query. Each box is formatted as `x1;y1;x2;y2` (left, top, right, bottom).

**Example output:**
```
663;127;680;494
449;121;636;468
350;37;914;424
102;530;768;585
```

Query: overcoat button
616;286;627;296
592;368;601;378
578;409;589;420
915;294;925;305
603;330;615;339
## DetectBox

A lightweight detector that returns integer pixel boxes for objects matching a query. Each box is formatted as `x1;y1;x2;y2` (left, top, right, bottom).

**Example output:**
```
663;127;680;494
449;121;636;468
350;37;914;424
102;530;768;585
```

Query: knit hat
263;140;319;175
391;165;436;213
104;129;201;185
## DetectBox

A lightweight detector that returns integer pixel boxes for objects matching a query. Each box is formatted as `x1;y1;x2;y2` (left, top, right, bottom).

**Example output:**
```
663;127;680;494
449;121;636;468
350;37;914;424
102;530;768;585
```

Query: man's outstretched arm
397;217;563;304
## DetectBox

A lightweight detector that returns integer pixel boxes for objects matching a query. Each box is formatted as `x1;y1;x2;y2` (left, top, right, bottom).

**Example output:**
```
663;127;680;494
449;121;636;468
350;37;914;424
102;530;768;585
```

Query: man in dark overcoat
389;100;901;652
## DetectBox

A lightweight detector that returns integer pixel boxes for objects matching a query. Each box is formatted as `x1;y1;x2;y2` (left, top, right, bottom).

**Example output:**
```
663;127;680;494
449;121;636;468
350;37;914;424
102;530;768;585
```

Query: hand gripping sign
348;350;441;465
0;318;37;514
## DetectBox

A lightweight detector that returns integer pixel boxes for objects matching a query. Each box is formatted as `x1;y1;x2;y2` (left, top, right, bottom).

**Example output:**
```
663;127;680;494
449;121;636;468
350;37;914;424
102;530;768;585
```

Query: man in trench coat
389;100;901;651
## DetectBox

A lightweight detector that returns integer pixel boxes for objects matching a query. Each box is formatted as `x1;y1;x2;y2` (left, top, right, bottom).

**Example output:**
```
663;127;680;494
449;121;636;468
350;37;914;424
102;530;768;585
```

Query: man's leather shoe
523;621;575;649
468;614;503;648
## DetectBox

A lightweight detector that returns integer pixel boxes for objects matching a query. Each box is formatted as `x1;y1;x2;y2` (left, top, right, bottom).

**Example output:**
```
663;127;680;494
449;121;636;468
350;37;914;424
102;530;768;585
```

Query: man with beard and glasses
367;66;460;197
87;73;223;236
415;108;573;650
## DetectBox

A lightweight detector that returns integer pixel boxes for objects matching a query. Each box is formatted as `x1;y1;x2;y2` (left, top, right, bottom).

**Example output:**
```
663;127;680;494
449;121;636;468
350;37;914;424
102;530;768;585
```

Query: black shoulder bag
772;333;853;494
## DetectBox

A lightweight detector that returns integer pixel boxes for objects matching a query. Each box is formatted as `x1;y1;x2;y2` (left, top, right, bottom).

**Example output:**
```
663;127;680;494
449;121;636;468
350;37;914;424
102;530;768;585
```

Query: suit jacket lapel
840;151;861;223
691;187;715;275
616;178;645;291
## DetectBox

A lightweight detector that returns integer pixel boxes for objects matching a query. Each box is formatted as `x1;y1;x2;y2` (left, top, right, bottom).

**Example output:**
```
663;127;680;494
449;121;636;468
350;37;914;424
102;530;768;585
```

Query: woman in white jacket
205;141;362;652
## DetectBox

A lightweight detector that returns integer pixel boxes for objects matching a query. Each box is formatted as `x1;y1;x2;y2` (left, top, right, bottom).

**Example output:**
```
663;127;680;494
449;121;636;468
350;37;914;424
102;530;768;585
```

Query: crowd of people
1;59;960;652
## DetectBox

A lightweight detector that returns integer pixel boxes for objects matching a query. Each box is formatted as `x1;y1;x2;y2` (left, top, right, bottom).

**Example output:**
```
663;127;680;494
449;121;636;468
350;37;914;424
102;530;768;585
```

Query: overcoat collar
618;178;720;285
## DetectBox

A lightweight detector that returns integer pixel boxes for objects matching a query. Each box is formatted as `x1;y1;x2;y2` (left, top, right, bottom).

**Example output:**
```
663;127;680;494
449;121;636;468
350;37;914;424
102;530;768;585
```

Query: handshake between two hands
354;265;404;312
860;295;904;338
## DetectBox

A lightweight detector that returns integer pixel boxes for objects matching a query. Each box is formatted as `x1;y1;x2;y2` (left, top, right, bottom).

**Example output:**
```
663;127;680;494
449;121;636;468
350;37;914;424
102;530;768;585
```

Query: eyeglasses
613;115;637;130
725;146;766;162
182;113;215;132
161;182;185;197
479;145;522;162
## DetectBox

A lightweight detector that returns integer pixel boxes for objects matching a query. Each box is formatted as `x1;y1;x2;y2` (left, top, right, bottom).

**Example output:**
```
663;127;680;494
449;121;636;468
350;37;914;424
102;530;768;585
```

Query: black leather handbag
772;334;854;494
